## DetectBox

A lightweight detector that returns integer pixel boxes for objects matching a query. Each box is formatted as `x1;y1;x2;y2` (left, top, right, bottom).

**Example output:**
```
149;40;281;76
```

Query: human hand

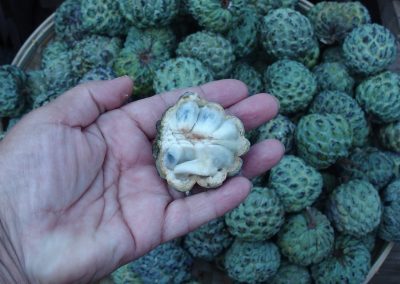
0;77;283;283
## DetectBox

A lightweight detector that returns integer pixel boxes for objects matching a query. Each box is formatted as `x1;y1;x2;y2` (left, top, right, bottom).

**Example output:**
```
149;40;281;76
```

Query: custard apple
296;39;320;69
269;155;323;212
253;115;296;153
230;63;262;96
25;70;48;106
342;23;397;76
277;208;334;266
308;90;369;147
187;0;246;33
356;71;400;123
326;179;382;236
338;147;394;190
183;217;233;261
270;261;311;284
130;241;192;284
321;46;344;64
112;264;142;284
264;59;317;114
248;0;298;15
79;67;117;84
176;31;235;79
260;8;315;60
384;151;400;178
0;65;26;118
313;63;354;94
308;1;370;44
124;26;177;53
379;179;400;242
224;239;281;284
379;121;400;153
295;113;353;169
117;0;179;28
311;234;371;284
81;0;126;36
153;57;213;94
225;186;284;241
41;40;69;69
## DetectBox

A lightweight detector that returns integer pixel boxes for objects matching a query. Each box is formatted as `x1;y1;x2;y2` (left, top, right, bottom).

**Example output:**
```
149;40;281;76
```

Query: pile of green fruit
1;0;400;283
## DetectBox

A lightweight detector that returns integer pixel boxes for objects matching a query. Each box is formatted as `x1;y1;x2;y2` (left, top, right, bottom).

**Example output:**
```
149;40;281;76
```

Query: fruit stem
221;0;230;9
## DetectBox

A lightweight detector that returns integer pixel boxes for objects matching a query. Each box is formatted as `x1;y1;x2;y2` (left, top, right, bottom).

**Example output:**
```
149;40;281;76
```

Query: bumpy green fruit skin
342;24;397;76
308;1;370;44
264;60;317;114
188;0;246;33
130;241;192;284
112;264;142;284
356;71;400;123
72;35;122;78
313;63;354;94
81;0;126;36
249;0;298;15
321;47;344;64
117;0;179;28
380;121;400;152
25;70;47;106
176;32;235;79
269;155;323;212
260;8;315;60
270;261;311;284
277;208;334;266
54;0;88;45
153;57;213;93
79;67;117;84
338;147;394;190
295;113;353;169
125;26;177;52
326;179;382;236
379;179;400;242
224;239;281;284
384;151;400;178
226;7;258;58
311;235;371;284
0;65;26;118
230;63;263;96
225;187;284;241
183;217;233;261
253;115;295;153
297;39;320;69
309;91;369;147
41;41;69;69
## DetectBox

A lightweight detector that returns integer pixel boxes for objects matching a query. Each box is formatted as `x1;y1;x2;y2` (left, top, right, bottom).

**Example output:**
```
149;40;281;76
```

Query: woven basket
10;1;394;283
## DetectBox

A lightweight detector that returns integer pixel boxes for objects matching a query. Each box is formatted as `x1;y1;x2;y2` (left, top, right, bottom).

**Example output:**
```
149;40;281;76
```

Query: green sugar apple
54;0;88;45
25;70;48;106
269;155;323;212
270;261;311;284
260;8;315;60
224;239;281;283
277;208;334;266
111;264;142;284
130;241;192;284
360;231;377;253
225;187;284;241
176;31;235;79
384;151;400;178
308;1;370;44
295;113;353;169
0;65;26;118
342;23;397;76
296;39;320;69
81;0;126;37
308;90;369;147
253;115;296;153
226;7;258;58
313;63;354;95
72;35;122;77
187;0;246;33
356;71;400;123
153;57;213;93
321;46;344;64
124;26;177;53
379;179;400;242
380;121;400;153
248;0;298;15
326;179;382;236
338;147;394;190
264;59;317;114
41;40;69;69
311;234;371;284
230;63;263;96
183;217;233;261
117;0;179;28
79;67;117;84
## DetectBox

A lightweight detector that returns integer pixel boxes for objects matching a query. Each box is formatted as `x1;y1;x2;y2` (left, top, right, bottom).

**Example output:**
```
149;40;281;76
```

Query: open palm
0;77;283;283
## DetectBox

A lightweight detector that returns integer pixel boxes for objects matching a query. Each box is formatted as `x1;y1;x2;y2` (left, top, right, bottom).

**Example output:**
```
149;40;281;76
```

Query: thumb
36;76;133;127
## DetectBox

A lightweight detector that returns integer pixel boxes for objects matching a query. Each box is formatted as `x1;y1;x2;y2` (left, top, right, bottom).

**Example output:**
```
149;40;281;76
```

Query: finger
33;76;133;127
226;93;280;131
241;139;285;179
121;79;248;139
161;177;251;241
